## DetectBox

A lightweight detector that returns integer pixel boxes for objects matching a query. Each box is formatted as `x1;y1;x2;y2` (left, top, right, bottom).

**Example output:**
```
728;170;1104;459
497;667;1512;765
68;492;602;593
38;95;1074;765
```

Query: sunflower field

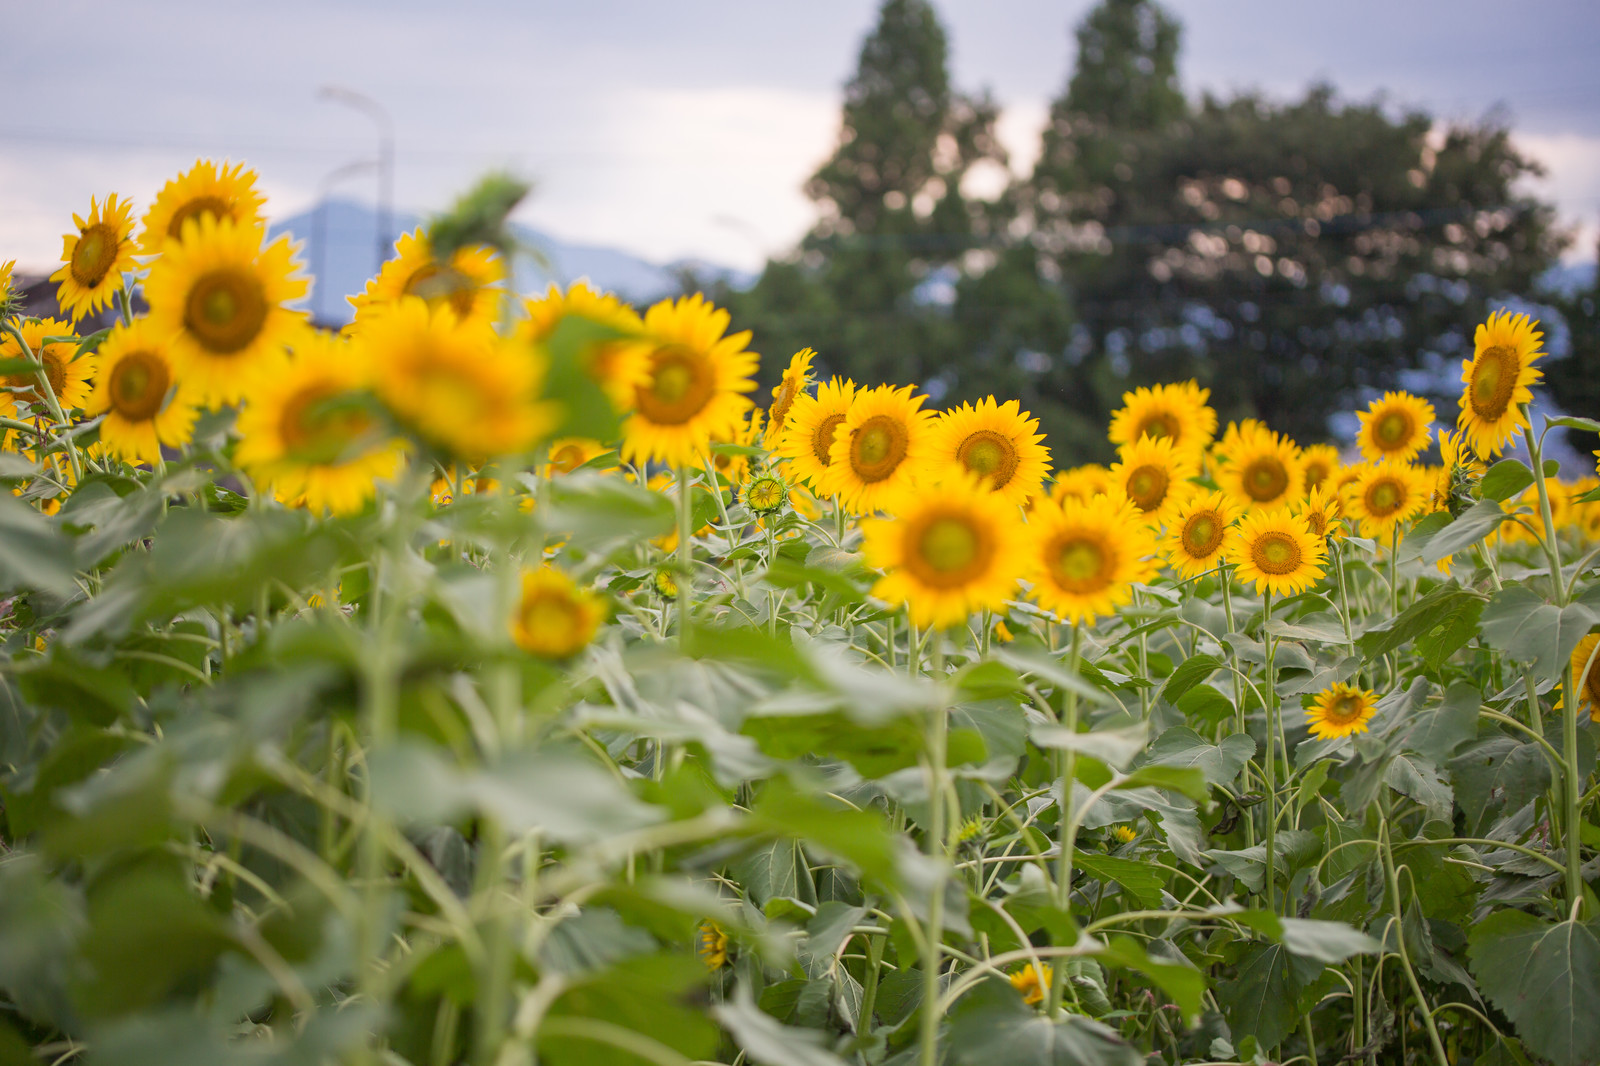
2;165;1599;1066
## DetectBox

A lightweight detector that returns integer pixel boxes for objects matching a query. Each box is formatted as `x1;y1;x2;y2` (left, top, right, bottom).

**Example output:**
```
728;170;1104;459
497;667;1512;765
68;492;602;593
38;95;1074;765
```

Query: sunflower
83;318;199;464
1305;683;1379;740
1294;483;1346;542
1108;381;1217;456
696;920;730;970
929;396;1051;505
0;260;14;303
519;281;647;409
765;348;816;448
619;294;759;468
1227;507;1326;596
1028;490;1158;625
1049;464;1114;505
1357;390;1434;463
138;160;266;255
1563;634;1600;722
512;566;604;658
0;318;96;418
1109;435;1199;528
351;228;504;326
1346;460;1428;540
860;473;1026;630
543;437;610;477
820;384;936;513
711;408;763;487
50;193;137;323
1209;418;1267;470
1009;963;1053;1007
1458;309;1544;459
1162;490;1240;579
142;214;307;406
1300;443;1340;493
1216;424;1304;511
234;330;405;515
776;376;857;491
743;469;788;515
1428;429;1484;516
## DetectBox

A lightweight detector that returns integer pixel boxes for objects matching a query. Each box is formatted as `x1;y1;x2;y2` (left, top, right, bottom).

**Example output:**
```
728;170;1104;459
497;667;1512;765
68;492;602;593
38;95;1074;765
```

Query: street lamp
317;85;394;276
311;158;378;324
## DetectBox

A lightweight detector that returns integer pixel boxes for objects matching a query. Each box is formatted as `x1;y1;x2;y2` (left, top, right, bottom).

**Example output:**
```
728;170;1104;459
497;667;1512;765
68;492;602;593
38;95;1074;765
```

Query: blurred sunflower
1009;963;1053;1007
351;228;503;326
543;437;610;477
711;408;763;486
1216;424;1304;511
518;281;646;409
143;214;307;406
620;294;759;468
1458;309;1543;459
1305;683;1378;740
1107;380;1216;456
860;473;1026;630
1028;490;1157;625
0;318;95;418
0;260;15;303
1347;460;1428;540
1162;490;1239;579
1563;634;1600;722
1110;435;1199;528
1428;429;1483;516
51;193;137;323
929;396;1051;505
696;920;730;970
776;376;856;491
84;318;198;464
512;566;604;659
1049;464;1114;505
1228;507;1325;596
138;160;266;254
1357;391;1434;463
1293;483;1345;542
1300;443;1340;493
764;348;815;448
820;383;936;513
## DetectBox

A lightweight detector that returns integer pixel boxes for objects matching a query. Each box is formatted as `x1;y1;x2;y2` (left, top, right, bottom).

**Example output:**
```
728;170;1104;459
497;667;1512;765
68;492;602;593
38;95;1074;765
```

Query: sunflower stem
1048;623;1083;1015
1;321;83;484
1261;589;1279;914
675;463;694;647
917;628;948;1066
1379;814;1451;1066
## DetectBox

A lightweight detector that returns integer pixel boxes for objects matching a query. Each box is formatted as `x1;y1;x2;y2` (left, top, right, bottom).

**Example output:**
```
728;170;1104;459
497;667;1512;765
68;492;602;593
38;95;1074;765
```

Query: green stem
1048;624;1083;1014
1380;817;1450;1066
675;464;694;647
918;630;948;1066
1262;589;1278;913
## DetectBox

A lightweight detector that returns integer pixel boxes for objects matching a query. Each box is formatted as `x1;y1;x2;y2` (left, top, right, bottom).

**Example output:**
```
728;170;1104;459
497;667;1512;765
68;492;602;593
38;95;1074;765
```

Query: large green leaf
1216;941;1323;1050
1359;585;1489;662
0;493;77;597
1143;726;1254;786
1479;585;1597;684
1467;911;1600;1066
712;984;852;1066
946;976;1142;1066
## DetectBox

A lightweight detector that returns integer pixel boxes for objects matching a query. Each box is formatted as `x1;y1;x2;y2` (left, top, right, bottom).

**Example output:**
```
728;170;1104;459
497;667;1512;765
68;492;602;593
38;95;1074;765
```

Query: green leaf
1160;653;1224;704
712;984;853;1066
1405;683;1482;764
1415;593;1487;671
1113;765;1209;804
1092;935;1206;1022
1073;854;1166;909
541;953;721;1066
1548;415;1600;433
1480;459;1535;502
946;976;1142;1066
1276;917;1383;963
1030;720;1148;770
1359;585;1489;662
542;472;674;548
1384;753;1453;821
1468;911;1600;1066
1216;942;1321;1050
1449;737;1552;833
540;314;630;441
747;776;898;888
0;493;78;597
1144;726;1255;786
1479;585;1597;683
1417;499;1508;565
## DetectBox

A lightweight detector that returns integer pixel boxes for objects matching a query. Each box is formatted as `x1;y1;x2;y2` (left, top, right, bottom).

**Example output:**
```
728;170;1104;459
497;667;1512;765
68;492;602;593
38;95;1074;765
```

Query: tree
1542;242;1600;459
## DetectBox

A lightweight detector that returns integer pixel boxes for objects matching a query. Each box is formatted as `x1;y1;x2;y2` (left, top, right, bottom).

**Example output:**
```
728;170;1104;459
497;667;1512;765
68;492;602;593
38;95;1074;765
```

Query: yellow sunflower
1227;507;1326;596
1049;464;1114;505
696;920;730;970
765;348;816;448
620;294;759;468
83;318;199;464
234;330;406;515
1216;424;1305;511
1458;309;1544;459
0;318;96;418
543;437;610;477
1346;460;1428;540
371;299;554;461
1293;483;1345;542
142;214;307;406
860;473;1027;630
1010;963;1053;1007
138;160;266;255
1162;490;1240;579
50;193;137;323
518;281;647;409
820;384;937;513
1209;418;1267;470
1109;435;1200;528
1027;490;1158;625
1107;380;1217;456
0;260;15;303
1300;443;1340;493
1427;429;1484;515
1563;633;1600;722
1305;683;1379;740
351;228;504;326
711;408;764;487
512;566;604;658
776;376;857;491
1357;390;1434;463
929;396;1051;505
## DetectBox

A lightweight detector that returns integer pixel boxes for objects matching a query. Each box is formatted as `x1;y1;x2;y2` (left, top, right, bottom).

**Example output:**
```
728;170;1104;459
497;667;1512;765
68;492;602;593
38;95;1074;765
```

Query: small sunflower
1458;309;1544;459
1028;490;1158;625
1300;443;1340;493
696;920;730;970
1563;633;1600;722
351;228;504;326
620;294;759;468
0;318;96;418
764;348;816;448
1216;424;1305;511
819;383;936;513
234;330;406;515
1107;380;1217;456
653;568;679;600
1049;464;1114;504
1357;390;1434;463
1109;435;1199;528
1305;683;1379;740
137;159;266;254
50;193;137;323
1113;825;1138;844
543;437;610;477
1294;483;1346;543
776;376;857;491
743;469;789;515
929;396;1051;505
83;318;199;464
1227;507;1326;597
1162;490;1240;579
512;566;604;658
0;259;15;303
1009;963;1053;1007
1347;460;1428;540
859;473;1027;630
142;214;308;406
1428;429;1484;516
519;281;647;409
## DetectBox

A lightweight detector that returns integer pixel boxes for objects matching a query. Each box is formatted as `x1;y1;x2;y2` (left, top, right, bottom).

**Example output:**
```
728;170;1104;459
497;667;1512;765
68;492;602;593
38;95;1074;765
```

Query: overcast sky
5;0;1598;275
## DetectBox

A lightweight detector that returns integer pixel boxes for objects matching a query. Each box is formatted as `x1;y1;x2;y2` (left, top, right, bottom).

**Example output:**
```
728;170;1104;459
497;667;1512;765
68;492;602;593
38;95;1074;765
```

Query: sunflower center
1251;532;1302;575
746;476;785;511
1365;478;1404;518
1303;508;1329;537
1583;653;1600;708
1181;511;1224;558
1243;456;1289;502
70;224;120;289
519;591;583;649
957;429;1019;487
1323;694;1367;726
108;350;170;422
184;268;269;355
404;261;478;318
280;384;372;465
1137;411;1179;441
636;347;715;426
811;412;846;467
850;415;908;483
1470;345;1518;421
167;196;232;241
1374;410;1413;449
1050;534;1114;593
1304;460;1331;489
6;346;69;407
1126;464;1170;512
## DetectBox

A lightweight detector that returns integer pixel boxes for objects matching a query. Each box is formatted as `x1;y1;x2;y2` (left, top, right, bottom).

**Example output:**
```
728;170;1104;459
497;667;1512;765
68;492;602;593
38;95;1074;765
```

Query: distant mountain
267;199;753;326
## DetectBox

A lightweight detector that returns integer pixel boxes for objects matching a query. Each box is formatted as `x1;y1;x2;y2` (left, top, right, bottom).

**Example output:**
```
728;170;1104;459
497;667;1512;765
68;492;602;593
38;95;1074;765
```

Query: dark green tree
1543;242;1600;458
